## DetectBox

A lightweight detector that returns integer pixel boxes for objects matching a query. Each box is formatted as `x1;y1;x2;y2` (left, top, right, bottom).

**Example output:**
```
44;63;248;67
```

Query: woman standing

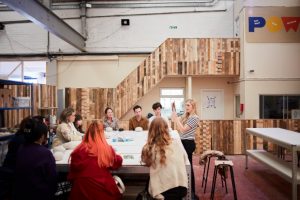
52;107;83;147
171;99;200;200
103;107;119;131
141;118;188;200
68;121;123;200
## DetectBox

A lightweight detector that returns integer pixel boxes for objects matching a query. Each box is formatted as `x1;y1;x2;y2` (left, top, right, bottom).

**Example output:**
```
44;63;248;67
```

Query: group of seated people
104;102;170;132
1;98;200;200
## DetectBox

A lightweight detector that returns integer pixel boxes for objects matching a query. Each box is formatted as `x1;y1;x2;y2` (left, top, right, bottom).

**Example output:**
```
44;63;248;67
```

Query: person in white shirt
148;102;170;129
52;107;83;147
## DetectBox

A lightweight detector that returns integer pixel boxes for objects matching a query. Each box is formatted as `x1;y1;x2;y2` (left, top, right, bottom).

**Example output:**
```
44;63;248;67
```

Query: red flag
281;17;300;32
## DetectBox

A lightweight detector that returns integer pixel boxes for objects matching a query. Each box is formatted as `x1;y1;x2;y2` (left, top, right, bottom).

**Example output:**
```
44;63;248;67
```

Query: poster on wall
200;89;224;120
245;7;300;43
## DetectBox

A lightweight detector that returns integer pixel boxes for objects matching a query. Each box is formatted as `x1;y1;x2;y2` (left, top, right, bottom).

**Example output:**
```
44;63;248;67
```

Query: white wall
0;0;234;54
122;77;235;120
193;78;235;120
235;0;300;119
56;55;147;89
244;43;300;79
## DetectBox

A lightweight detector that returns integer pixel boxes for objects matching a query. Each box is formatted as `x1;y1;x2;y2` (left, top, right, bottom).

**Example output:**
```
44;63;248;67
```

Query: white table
55;130;191;200
245;128;300;200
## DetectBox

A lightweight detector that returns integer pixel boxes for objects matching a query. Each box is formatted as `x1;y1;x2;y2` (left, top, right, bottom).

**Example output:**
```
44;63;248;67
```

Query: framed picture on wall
200;89;224;119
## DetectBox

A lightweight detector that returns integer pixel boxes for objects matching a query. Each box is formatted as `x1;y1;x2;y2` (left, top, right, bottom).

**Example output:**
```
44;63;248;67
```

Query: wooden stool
210;160;237;200
200;150;224;193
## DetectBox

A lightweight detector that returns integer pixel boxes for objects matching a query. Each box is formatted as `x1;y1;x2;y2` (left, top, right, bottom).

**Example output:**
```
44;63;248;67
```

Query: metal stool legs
202;156;212;193
210;160;237;200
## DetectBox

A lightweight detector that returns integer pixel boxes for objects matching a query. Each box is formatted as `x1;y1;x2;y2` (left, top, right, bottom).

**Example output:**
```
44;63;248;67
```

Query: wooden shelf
38;107;58;110
247;149;300;184
0;107;32;111
0;79;32;85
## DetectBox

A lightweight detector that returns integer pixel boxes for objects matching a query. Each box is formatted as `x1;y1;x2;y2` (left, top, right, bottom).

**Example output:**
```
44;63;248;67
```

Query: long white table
245;128;300;200
55;130;191;200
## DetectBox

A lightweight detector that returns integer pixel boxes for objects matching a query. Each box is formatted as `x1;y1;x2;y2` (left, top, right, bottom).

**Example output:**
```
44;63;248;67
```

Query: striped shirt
180;115;200;140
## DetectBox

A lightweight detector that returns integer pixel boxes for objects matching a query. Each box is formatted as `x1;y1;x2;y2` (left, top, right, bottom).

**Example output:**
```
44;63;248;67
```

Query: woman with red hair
68;121;123;200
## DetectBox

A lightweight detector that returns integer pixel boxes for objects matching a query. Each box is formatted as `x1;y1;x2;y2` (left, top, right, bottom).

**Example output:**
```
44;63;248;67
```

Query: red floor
194;155;300;200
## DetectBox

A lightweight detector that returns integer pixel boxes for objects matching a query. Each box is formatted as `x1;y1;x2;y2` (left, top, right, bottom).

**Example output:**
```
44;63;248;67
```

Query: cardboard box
0;89;13;107
13;97;31;107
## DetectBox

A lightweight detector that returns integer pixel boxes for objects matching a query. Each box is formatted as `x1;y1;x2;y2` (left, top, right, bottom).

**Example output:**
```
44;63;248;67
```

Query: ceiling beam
1;0;86;52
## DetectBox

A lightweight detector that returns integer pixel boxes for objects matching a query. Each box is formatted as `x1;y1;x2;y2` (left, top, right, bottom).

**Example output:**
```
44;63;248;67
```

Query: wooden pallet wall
194;119;300;155
3;84;57;128
114;38;240;118
3;85;31;128
39;85;56;109
36;84;57;116
165;38;240;76
65;88;115;121
65;38;240;120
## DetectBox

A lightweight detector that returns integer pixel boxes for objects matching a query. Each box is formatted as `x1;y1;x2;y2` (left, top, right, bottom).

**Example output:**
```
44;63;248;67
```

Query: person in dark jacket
1;116;46;199
13;118;57;200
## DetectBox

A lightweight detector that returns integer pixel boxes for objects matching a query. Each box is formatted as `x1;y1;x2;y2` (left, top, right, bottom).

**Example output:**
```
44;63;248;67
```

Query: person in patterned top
103;107;119;131
171;99;200;200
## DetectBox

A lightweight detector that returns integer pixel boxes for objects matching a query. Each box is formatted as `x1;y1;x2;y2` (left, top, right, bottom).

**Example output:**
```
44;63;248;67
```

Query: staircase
65;38;240;120
114;38;240;118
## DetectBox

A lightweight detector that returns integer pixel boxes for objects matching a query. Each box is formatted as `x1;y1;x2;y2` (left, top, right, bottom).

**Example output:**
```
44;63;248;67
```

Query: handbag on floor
136;189;153;200
136;176;154;200
113;175;126;194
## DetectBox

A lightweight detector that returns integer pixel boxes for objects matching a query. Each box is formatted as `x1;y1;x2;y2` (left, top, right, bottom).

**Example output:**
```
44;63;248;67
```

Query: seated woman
14;118;57;200
68;121;123;200
52;107;83;147
3;116;46;170
141;118;188;200
103;107;119;131
73;114;84;133
1;116;47;199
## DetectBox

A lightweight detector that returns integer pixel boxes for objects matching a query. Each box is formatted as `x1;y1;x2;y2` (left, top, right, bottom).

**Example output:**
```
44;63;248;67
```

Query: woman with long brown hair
68;121;123;200
141;118;188;200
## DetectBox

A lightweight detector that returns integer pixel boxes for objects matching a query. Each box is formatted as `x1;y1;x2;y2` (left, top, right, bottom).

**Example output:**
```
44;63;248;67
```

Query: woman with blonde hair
68;121;123;200
141;118;188;200
171;99;200;200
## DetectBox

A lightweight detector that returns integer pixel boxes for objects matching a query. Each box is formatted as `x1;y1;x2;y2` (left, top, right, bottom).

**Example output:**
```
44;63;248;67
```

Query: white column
186;76;192;99
46;59;57;86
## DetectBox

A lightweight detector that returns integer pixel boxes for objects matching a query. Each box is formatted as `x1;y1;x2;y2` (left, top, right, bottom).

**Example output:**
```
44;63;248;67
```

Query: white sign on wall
200;89;224;120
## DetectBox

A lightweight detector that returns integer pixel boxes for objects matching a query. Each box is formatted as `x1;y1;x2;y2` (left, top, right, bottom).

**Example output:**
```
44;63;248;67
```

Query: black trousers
161;186;187;200
181;139;196;193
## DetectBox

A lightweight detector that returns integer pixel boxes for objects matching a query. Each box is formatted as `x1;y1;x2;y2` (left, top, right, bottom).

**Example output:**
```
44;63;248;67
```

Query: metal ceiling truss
1;0;86;52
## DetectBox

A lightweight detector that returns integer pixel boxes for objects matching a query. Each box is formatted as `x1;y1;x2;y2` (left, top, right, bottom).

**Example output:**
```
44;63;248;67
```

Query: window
259;95;300;119
160;88;185;118
0;61;46;84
